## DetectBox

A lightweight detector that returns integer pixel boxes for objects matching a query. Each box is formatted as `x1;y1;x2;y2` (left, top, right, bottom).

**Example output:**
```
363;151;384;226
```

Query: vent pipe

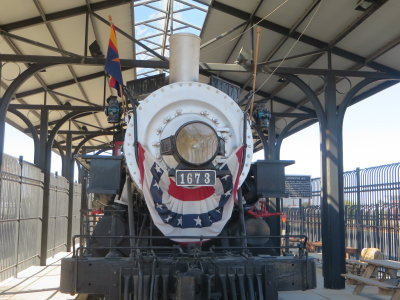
169;33;200;83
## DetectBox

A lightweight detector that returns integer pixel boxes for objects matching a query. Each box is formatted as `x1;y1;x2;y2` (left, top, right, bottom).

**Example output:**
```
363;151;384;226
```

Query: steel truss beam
274;67;400;79
0;30;80;57
8;104;104;111
31;113;101;133
210;1;398;75
5;63;311;115
15;69;132;99
200;63;400;79
47;130;112;135
0;54;168;69
1;0;133;31
262;0;387;103
199;69;315;114
71;145;111;151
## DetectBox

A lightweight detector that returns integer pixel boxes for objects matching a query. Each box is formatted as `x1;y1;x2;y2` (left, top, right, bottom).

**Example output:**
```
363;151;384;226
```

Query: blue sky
258;82;400;178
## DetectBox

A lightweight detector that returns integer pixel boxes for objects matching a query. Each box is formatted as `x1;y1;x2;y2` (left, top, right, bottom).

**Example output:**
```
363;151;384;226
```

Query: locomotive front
124;33;253;241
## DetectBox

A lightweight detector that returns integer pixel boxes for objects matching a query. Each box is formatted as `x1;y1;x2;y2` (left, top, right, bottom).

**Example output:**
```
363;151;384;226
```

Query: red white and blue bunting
138;143;244;242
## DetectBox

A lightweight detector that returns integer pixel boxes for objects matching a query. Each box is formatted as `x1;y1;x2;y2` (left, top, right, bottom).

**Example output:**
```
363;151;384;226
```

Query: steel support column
40;137;52;265
65;133;75;251
266;116;281;248
80;166;89;245
320;70;345;289
40;111;96;265
39;108;48;170
277;70;344;288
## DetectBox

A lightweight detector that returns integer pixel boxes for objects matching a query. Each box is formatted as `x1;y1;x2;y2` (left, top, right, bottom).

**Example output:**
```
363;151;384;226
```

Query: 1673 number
176;170;216;186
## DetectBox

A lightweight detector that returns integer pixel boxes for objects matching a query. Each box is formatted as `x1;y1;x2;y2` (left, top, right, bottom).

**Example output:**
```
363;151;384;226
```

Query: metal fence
0;154;81;282
285;163;400;260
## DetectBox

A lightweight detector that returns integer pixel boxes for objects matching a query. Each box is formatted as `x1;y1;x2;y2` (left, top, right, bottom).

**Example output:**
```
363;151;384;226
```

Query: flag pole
108;15;126;118
105;15;113;96
249;26;262;121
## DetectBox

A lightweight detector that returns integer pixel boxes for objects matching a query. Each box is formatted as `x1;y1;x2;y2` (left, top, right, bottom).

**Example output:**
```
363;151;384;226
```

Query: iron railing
0;154;82;282
285;163;400;260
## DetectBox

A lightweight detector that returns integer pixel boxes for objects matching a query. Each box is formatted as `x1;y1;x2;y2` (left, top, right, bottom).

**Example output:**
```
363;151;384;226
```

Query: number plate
176;170;216;186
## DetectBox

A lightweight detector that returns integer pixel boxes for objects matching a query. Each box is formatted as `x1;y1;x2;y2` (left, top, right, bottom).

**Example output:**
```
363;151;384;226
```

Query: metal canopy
1;0;399;288
200;0;400;149
0;0;209;153
0;0;399;154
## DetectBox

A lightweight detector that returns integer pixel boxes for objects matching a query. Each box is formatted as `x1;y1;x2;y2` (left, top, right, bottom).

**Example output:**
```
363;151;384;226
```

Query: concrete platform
0;251;396;300
280;268;393;300
280;256;393;300
0;252;78;300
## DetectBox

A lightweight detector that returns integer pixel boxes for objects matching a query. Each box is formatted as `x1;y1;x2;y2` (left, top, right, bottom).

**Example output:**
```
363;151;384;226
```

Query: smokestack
169;33;200;83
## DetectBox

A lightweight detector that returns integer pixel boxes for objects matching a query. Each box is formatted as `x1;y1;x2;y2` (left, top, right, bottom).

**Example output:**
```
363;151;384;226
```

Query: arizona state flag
105;21;123;96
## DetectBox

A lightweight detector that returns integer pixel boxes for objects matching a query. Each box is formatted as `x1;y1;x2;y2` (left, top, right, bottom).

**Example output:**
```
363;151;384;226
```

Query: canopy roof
1;0;399;154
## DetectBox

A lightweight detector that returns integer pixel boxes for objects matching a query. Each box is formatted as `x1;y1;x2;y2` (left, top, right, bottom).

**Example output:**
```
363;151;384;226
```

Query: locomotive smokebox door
87;155;123;194
254;160;294;198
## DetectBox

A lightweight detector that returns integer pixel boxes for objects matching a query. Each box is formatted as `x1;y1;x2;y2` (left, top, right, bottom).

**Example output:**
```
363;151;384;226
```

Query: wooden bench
345;247;359;259
308;241;322;252
361;259;400;279
342;259;400;300
307;241;359;258
346;260;368;281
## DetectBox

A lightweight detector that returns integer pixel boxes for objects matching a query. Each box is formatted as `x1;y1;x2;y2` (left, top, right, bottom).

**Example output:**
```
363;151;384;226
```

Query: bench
342;259;400;300
308;241;322;252
361;259;400;279
345;247;359;259
346;260;368;281
307;241;359;258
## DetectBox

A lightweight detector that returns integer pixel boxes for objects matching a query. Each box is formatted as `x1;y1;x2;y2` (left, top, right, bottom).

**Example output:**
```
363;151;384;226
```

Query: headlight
175;121;219;166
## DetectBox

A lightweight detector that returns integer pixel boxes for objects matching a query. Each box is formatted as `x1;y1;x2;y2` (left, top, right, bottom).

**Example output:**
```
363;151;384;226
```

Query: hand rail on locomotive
72;234;308;257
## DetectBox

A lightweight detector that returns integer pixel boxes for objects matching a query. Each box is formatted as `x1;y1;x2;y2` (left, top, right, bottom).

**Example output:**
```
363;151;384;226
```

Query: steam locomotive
60;34;316;300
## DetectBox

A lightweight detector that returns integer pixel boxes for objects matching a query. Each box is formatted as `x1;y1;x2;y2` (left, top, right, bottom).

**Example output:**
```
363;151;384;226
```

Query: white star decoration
215;208;221;214
155;164;162;174
221;175;229;181
153;181;160;189
177;217;182;226
156;203;163;209
224;190;232;197
194;216;202;226
165;215;172;222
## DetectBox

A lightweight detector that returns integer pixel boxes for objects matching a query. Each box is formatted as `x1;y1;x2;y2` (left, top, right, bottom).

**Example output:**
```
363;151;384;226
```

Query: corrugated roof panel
257;0;315;29
336;1;400;57
0;0;39;24
38;0;87;15
49;14;89;56
292;0;362;43
374;43;400;70
36;65;77;87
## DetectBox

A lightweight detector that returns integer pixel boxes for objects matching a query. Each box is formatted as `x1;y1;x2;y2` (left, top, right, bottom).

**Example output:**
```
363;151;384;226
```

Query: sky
4;81;400;180
252;82;400;178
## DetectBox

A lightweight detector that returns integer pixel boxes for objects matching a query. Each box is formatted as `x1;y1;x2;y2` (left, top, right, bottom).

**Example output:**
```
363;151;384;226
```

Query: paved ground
280;267;390;300
0;252;77;300
280;254;391;300
0;252;396;299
